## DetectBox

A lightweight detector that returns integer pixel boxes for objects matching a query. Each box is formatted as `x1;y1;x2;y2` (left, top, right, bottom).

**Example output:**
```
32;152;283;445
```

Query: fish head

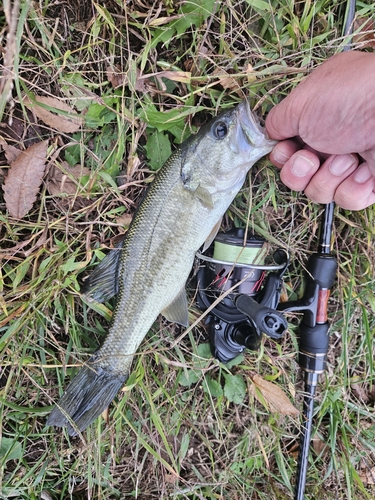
181;100;277;199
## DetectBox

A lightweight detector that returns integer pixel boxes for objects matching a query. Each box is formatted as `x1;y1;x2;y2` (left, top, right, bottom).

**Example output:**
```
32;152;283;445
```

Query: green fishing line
213;240;265;265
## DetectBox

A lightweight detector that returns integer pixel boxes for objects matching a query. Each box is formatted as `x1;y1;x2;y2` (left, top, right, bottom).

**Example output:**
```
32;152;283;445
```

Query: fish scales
47;100;276;435
102;151;237;370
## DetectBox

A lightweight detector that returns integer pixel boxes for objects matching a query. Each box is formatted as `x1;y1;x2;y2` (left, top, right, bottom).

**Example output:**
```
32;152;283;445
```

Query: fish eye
213;121;228;139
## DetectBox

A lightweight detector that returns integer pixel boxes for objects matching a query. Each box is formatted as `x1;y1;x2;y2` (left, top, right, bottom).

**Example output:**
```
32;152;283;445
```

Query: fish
46;99;276;435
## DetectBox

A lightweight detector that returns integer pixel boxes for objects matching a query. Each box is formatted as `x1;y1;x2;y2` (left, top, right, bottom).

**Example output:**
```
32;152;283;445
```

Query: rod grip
306;254;337;289
298;322;329;373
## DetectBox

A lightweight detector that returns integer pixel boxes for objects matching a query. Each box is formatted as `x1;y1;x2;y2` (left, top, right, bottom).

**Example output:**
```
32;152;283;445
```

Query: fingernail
291;154;316;177
273;148;290;165
354;164;373;184
329;154;356;176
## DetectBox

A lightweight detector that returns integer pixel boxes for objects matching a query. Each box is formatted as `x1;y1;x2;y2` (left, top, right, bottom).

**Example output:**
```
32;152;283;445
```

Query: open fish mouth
236;99;277;151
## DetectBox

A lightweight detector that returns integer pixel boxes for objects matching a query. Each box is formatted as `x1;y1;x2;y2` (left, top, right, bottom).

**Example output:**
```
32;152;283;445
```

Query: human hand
265;51;375;210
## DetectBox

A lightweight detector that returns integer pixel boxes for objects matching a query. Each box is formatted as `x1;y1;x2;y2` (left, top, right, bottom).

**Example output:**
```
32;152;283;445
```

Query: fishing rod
286;201;337;499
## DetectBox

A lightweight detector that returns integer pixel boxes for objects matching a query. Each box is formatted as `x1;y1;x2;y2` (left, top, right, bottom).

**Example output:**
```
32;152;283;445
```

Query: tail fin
47;362;127;436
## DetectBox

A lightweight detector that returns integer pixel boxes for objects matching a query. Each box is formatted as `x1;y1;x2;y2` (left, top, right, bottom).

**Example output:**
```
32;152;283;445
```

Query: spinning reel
195;228;289;361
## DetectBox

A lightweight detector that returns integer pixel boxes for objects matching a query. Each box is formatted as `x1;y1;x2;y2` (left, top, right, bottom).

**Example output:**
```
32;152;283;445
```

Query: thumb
361;149;375;178
265;95;301;141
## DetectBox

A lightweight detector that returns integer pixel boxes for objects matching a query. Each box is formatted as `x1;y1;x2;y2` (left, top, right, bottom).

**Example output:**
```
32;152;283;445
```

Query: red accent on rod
316;289;330;323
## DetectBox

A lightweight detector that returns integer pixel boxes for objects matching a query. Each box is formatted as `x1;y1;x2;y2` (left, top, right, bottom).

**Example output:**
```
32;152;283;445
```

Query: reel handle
235;295;287;340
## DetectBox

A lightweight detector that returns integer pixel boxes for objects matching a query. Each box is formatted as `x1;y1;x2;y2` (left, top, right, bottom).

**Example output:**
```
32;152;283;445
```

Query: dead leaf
47;162;91;197
23;95;83;133
0;304;27;328
353;17;375;49
250;374;299;416
351;382;369;403
212;68;242;94
245;63;257;84
126;154;141;177
312;437;326;455
106;65;125;89
158;70;191;84
183;47;209;77
40;490;53;500
165;473;178;485
359;466;375;485
287;441;299;459
116;213;132;228
2;140;48;218
101;407;109;425
147;15;182;27
0;138;22;163
106;65;153;93
113;64;192;94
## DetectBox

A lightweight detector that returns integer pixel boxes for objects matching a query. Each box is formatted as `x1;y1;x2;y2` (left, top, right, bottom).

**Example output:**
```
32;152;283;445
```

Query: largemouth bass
47;100;276;435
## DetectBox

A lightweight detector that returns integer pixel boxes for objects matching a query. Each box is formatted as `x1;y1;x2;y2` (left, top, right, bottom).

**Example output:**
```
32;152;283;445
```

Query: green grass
1;0;375;499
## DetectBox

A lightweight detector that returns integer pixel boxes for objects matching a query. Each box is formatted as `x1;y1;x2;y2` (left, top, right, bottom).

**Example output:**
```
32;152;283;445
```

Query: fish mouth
235;99;277;152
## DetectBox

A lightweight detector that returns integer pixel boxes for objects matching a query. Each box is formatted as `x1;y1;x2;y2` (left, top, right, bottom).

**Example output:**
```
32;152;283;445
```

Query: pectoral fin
162;287;189;327
193;185;214;209
80;239;124;303
202;218;222;252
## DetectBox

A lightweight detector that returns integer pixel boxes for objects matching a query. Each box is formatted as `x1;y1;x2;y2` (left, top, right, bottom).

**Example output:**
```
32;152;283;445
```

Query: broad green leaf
64;134;82;166
178;369;200;387
84;101;117;128
224;373;247;404
203;376;223;397
138;103;203;142
179;433;190;462
150;0;216;46
0;437;22;463
144;130;172;171
138;106;186;139
65;148;79;167
246;0;271;12
178;0;217;35
60;73;97;111
98;171;120;191
226;353;245;369
197;342;212;359
13;260;30;290
61;257;86;276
